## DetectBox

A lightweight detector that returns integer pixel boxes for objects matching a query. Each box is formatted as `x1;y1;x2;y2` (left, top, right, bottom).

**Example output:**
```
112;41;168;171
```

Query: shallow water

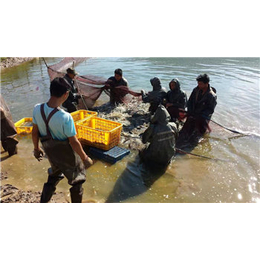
1;57;260;202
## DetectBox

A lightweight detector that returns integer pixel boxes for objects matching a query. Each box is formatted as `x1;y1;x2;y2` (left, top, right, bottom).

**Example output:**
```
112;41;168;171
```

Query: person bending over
140;104;178;167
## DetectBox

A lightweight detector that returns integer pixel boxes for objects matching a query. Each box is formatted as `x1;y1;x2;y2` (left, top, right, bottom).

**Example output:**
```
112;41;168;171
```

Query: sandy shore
0;57;35;69
1;167;67;203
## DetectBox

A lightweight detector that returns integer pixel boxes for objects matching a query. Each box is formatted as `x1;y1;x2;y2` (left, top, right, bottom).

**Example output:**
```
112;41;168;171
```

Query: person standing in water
177;73;217;147
140;104;178;167
141;77;167;115
105;68;129;106
62;68;81;113
32;77;93;203
165;78;187;122
0;95;19;156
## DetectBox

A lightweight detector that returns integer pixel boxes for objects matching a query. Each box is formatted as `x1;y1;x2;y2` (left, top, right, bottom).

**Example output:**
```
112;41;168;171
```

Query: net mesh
47;57;89;81
45;58;142;108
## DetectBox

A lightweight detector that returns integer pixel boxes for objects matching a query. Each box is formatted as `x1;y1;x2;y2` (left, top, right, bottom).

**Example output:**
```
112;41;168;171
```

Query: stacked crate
15;110;126;161
72;110;122;151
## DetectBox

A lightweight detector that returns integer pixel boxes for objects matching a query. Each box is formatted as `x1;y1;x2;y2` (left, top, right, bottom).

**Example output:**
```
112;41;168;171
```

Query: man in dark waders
106;105;178;203
176;73;217;147
140;104;178;167
32;77;93;203
165;78;187;122
0;96;19;156
62;68;81;113
141;77;167;115
106;68;129;106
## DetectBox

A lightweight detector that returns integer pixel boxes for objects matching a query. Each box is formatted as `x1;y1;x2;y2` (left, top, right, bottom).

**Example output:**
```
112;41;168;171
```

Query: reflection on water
1;57;260;202
106;157;168;203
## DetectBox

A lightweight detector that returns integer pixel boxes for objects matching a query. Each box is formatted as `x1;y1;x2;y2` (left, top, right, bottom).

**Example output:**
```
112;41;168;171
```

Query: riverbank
0;57;35;69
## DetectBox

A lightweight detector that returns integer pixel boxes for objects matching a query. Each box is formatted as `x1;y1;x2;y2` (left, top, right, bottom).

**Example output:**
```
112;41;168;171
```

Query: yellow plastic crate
77;117;122;150
71;110;98;122
71;110;97;131
15;117;33;134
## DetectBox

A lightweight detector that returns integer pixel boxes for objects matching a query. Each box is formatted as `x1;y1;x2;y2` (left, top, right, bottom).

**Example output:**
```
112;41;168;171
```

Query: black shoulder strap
40;103;59;138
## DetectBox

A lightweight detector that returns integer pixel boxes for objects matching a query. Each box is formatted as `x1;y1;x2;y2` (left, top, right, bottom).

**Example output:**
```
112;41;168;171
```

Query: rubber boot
2;140;8;151
8;145;18;156
40;174;64;203
70;184;83;203
40;183;56;203
2;138;18;156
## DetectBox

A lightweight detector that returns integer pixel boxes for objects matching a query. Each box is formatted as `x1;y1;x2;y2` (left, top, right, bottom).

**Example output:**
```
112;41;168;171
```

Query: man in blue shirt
32;77;93;203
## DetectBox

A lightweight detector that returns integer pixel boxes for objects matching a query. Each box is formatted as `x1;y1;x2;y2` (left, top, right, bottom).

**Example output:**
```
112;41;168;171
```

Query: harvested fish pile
93;98;151;151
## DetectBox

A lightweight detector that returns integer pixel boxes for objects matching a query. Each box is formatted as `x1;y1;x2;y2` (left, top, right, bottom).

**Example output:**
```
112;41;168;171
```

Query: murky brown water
1;57;259;202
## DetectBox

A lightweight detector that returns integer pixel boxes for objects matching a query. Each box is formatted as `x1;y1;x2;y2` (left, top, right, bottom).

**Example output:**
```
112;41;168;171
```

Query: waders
39;104;86;203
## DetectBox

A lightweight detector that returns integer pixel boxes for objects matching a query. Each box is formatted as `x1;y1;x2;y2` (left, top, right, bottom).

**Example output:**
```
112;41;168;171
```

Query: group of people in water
141;72;217;147
0;66;217;203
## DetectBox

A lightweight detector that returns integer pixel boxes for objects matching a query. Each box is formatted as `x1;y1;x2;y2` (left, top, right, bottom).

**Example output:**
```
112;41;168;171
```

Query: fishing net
74;74;107;108
47;57;89;81
45;58;142;109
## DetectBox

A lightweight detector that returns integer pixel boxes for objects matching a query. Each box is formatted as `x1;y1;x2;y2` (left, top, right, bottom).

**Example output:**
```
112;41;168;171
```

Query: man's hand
83;156;93;169
73;93;81;100
105;79;113;87
34;148;44;161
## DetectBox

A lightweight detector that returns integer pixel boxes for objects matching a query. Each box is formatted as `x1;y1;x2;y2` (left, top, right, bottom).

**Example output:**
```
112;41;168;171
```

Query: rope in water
176;148;229;162
209;118;260;137
181;110;259;137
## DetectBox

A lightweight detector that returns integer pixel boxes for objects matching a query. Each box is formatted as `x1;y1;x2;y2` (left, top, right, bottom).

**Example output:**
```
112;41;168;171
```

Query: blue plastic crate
89;146;130;164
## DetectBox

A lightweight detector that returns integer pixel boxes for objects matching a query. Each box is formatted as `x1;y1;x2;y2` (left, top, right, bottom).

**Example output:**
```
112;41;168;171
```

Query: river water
1;57;259;203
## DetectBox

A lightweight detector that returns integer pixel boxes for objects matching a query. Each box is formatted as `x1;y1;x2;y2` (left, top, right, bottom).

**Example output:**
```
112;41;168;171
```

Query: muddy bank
0;183;67;203
1;168;66;203
0;57;35;69
0;181;99;203
0;171;8;181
